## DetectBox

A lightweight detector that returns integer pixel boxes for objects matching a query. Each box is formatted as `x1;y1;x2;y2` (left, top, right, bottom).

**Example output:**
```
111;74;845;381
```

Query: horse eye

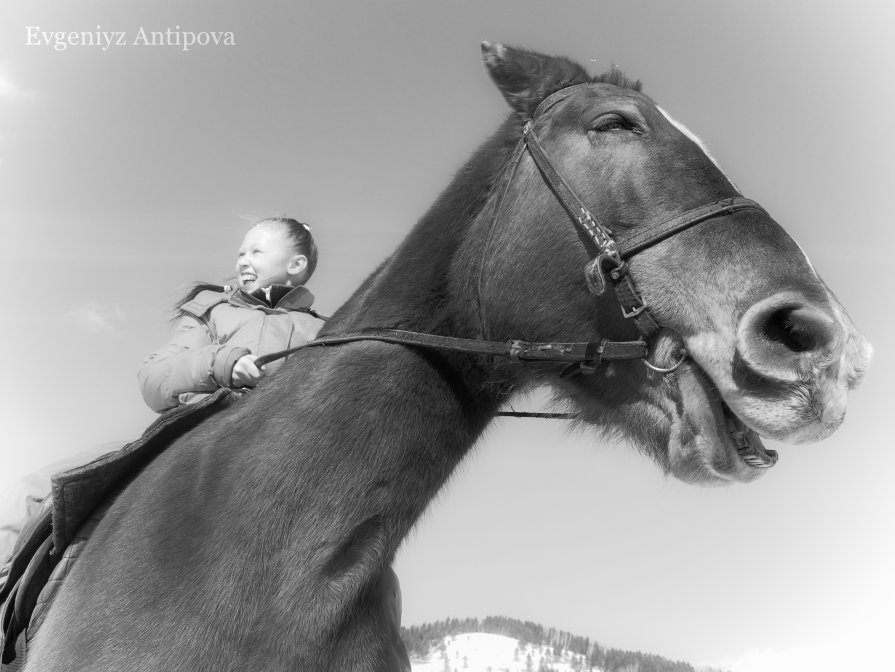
593;116;629;133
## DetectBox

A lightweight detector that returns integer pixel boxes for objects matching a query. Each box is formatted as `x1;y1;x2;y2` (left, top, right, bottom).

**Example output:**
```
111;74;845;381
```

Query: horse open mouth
683;357;779;473
721;400;778;469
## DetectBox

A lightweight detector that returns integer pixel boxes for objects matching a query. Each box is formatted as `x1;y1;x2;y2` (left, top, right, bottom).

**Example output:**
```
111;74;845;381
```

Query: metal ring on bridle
643;347;688;374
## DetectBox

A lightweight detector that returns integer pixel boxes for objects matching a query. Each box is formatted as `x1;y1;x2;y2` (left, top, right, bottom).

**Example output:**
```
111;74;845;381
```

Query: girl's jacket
138;285;324;412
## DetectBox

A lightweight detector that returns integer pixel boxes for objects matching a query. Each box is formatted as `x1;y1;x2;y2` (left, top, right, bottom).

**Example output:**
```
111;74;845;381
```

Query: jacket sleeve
137;313;250;413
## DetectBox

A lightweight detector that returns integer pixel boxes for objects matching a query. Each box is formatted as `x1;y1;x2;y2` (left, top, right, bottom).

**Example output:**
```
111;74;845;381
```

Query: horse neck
242;266;507;644
255;119;528;588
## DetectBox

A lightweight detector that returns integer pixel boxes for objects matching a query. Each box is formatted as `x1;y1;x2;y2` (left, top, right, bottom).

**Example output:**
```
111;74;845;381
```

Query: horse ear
481;41;591;120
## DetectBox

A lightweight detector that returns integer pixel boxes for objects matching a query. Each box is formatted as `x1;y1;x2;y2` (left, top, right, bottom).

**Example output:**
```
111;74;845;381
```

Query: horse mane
326;114;527;328
425;116;522;233
593;63;642;91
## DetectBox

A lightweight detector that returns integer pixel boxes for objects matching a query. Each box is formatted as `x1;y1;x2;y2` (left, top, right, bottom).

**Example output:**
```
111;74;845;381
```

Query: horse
21;42;871;671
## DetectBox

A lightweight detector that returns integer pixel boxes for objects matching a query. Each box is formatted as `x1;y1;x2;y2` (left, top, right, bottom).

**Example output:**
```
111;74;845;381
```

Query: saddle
0;388;243;665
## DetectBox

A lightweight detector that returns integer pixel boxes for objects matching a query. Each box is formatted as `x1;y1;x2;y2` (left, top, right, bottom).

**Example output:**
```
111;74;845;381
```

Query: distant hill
401;616;729;672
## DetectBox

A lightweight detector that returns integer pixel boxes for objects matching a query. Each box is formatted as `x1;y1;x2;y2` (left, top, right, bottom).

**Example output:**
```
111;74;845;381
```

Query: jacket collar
232;285;315;310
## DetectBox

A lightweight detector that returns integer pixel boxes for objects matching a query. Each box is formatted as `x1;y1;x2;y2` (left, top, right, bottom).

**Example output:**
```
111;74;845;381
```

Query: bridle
257;85;768;382
520;117;766;373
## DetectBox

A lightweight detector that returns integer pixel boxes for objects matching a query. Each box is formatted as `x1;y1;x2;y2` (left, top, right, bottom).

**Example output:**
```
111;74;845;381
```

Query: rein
255;329;646;371
258;90;769;398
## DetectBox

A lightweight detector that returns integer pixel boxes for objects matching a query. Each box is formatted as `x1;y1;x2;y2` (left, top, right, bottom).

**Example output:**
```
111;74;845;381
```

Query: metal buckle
584;253;626;296
621;300;647;319
579;341;604;374
508;340;526;361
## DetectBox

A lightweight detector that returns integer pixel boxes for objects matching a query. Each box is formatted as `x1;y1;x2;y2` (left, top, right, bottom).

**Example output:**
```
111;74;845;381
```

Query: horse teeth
722;401;778;468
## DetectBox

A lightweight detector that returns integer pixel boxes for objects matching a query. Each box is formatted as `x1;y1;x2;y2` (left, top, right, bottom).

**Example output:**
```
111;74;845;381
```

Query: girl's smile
235;222;307;293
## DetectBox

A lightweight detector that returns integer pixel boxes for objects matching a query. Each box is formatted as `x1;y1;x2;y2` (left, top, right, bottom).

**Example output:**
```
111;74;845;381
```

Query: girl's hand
231;354;264;388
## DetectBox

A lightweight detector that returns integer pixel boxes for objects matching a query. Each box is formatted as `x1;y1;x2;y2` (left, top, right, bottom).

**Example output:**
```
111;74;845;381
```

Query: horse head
474;43;872;485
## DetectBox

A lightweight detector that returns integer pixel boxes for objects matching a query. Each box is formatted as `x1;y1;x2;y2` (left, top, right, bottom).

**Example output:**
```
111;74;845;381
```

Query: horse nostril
738;294;840;380
760;306;825;354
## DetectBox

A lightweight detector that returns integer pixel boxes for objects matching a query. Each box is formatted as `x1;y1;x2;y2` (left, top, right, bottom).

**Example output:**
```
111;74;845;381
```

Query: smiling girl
138;217;325;412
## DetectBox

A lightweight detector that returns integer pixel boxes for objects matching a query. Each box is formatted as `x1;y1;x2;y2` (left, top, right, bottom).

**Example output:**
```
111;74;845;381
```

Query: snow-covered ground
411;632;590;672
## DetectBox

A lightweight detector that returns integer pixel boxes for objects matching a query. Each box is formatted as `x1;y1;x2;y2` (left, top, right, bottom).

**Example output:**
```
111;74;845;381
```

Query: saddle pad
0;387;243;667
51;387;242;551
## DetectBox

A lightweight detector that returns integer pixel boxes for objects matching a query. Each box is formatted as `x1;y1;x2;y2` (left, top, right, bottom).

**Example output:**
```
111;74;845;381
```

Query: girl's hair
171;282;227;321
257;216;318;280
172;216;318;318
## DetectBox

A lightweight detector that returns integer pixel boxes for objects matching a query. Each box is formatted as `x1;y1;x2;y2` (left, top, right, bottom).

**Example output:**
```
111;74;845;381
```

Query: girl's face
235;223;304;292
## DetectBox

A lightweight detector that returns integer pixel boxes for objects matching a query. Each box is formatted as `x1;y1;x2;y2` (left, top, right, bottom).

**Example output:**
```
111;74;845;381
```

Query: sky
1;1;893;670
